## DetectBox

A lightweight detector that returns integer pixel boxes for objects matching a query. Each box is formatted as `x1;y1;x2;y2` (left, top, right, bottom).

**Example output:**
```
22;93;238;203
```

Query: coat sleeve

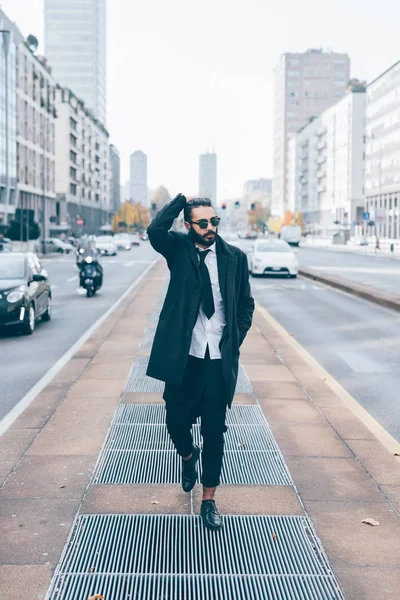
147;193;187;262
237;251;255;347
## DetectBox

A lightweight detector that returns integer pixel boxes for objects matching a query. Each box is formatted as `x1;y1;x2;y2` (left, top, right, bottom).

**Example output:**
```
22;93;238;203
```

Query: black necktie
198;249;215;319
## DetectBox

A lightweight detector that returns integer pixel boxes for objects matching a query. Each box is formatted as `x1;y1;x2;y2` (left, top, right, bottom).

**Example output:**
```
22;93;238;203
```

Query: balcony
316;139;326;150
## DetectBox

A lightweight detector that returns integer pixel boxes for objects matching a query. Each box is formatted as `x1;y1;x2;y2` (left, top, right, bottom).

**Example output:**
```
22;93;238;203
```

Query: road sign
76;218;84;226
352;220;358;227
362;212;370;221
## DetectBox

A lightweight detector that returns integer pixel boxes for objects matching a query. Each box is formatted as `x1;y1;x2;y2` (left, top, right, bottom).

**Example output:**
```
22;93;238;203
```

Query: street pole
1;30;11;227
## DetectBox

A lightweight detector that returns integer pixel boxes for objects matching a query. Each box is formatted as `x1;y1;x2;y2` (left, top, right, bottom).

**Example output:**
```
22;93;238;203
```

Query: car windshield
0;255;25;279
96;237;113;243
255;242;292;253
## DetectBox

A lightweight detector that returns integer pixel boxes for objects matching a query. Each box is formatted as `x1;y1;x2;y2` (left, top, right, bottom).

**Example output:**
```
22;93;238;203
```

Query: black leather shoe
200;500;222;531
181;445;200;493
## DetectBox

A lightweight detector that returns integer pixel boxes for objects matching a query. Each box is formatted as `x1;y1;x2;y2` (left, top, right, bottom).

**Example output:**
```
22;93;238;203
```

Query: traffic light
235;201;240;208
250;203;255;210
222;203;227;210
151;203;157;211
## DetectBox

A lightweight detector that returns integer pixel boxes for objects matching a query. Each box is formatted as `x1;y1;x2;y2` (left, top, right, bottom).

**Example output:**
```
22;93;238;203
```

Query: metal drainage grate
46;515;343;600
92;405;291;485
139;327;156;350
125;355;253;394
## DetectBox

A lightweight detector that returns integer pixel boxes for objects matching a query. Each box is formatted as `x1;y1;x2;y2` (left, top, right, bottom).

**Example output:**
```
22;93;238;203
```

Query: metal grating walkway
46;514;344;600
125;355;253;394
92;405;292;485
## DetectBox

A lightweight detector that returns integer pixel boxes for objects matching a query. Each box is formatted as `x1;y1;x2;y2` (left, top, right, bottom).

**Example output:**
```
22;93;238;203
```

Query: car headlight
7;288;25;303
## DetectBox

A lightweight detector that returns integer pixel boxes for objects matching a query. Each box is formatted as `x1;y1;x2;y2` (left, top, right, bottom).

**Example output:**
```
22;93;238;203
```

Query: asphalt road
298;246;400;294
0;243;158;422
250;273;400;443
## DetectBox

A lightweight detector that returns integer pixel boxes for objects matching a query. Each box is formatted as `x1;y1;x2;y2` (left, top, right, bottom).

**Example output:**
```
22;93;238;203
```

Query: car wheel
290;274;297;279
42;295;52;321
22;304;35;335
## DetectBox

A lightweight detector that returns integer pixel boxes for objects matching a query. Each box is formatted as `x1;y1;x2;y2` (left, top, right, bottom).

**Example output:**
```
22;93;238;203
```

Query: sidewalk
1;260;400;600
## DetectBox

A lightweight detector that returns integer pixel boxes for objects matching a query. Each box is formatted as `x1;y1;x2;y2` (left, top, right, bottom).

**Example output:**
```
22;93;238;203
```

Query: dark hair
184;197;212;222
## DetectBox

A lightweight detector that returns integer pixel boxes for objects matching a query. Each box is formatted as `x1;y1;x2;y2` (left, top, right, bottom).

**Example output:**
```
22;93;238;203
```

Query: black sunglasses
190;217;221;229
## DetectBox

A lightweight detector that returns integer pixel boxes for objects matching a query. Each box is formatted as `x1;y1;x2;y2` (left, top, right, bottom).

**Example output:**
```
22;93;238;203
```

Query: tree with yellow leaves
112;201;150;232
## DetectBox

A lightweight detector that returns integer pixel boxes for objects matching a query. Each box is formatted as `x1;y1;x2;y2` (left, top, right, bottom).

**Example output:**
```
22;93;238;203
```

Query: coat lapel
216;236;236;312
186;237;201;281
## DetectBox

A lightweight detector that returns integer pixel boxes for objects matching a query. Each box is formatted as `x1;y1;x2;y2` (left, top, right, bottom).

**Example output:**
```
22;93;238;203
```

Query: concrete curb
299;266;400;312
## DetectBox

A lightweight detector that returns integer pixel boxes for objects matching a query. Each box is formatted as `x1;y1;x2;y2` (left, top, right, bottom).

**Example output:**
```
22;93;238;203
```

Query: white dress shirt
189;243;226;360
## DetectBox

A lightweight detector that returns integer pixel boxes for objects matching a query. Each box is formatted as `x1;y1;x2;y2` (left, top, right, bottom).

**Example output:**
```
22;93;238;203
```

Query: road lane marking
0;259;158;437
67;276;78;282
51;285;58;290
256;302;400;455
124;260;154;267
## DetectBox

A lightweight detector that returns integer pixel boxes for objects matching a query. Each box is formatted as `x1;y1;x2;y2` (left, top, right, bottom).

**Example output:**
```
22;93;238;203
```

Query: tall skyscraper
130;150;148;207
272;49;350;216
44;0;107;124
199;152;217;202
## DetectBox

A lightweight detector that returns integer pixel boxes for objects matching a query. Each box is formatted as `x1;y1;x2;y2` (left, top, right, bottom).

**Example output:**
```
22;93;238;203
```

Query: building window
70;183;77;195
70;167;77;180
70;150;77;164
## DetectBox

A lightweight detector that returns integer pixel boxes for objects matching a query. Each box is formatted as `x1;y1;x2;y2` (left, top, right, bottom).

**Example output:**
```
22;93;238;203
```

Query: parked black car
0;252;52;335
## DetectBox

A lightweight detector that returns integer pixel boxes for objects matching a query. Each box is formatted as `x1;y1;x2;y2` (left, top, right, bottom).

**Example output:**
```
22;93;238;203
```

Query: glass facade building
44;0;106;125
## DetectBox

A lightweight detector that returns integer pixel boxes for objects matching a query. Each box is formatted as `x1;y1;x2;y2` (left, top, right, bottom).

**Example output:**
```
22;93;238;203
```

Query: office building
295;82;366;229
199;152;217;202
54;87;111;234
0;9;19;227
273;48;350;216
130;150;148;207
44;0;106;124
365;60;400;239
110;144;120;214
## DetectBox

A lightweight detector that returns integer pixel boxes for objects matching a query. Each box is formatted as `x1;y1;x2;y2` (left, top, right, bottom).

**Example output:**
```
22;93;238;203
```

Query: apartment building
365;60;400;239
54;87;111;234
295;82;366;229
273;48;350;217
17;42;56;237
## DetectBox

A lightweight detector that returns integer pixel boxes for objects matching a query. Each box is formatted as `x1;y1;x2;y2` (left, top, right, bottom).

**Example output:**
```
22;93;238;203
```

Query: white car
95;236;117;256
248;240;298;278
45;238;74;254
113;233;132;251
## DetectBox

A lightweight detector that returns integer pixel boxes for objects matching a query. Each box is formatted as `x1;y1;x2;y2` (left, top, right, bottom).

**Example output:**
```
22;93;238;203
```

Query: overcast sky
2;0;400;200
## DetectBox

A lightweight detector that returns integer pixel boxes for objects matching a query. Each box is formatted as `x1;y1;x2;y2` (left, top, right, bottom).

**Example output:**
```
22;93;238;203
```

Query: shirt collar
196;243;216;253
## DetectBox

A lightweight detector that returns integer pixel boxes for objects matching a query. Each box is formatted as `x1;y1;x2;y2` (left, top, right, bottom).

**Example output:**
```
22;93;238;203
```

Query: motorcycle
79;256;102;297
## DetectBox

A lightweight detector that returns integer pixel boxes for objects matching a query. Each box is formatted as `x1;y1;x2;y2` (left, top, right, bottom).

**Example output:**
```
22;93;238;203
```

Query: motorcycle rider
77;242;103;289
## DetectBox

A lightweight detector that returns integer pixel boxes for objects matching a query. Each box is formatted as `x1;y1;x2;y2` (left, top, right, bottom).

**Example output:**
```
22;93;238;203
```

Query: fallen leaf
323;377;327;382
272;533;277;540
362;518;380;527
88;567;94;572
87;595;103;600
238;441;246;449
59;485;66;489
289;333;294;337
151;500;159;505
393;452;400;457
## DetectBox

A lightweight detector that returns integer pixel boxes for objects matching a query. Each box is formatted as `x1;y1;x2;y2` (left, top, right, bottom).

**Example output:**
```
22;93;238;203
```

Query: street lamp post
1;30;11;227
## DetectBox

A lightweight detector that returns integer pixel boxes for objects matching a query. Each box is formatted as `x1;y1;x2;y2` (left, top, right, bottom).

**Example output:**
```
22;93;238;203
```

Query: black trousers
163;349;227;488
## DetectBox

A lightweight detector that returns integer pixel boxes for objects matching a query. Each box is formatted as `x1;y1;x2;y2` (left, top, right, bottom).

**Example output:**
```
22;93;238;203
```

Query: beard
188;226;217;248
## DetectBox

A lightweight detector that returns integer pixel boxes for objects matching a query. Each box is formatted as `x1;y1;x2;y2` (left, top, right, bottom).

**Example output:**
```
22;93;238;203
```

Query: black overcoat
146;194;255;408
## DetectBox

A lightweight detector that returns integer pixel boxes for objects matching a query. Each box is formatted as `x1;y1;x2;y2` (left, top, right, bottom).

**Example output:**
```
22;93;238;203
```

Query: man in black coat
147;193;254;530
